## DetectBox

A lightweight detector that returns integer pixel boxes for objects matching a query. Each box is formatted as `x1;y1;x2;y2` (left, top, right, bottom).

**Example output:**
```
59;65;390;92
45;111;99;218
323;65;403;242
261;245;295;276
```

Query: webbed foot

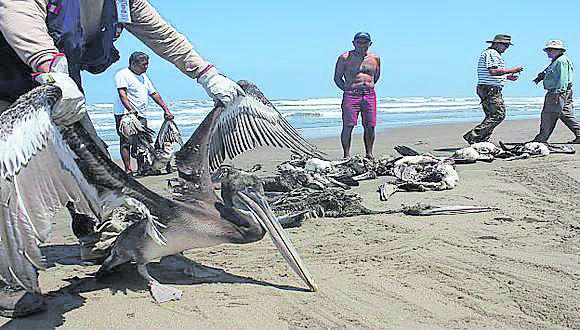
149;282;182;304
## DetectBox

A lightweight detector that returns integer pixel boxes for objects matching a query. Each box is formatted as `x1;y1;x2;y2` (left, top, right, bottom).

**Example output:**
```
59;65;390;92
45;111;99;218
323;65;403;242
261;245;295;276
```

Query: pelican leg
377;183;398;201
137;264;182;304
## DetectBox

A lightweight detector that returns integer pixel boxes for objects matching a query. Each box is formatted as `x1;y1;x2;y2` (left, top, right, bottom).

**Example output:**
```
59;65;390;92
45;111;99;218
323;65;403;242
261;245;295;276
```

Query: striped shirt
477;48;506;87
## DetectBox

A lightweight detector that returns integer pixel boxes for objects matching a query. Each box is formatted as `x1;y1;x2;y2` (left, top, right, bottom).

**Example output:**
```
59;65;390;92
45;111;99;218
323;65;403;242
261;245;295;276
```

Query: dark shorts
114;114;147;149
342;89;377;127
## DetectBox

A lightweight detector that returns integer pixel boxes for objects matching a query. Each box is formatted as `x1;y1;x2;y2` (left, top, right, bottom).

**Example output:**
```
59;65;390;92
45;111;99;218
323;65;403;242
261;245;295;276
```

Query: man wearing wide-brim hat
532;40;580;143
463;34;524;144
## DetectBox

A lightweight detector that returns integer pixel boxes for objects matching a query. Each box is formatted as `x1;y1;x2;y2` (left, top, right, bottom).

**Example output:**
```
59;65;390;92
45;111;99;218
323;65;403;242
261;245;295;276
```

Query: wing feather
207;94;325;171
0;86;101;292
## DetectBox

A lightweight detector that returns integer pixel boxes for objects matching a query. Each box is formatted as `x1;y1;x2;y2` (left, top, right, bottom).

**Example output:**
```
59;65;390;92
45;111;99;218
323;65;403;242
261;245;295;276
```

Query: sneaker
0;287;45;318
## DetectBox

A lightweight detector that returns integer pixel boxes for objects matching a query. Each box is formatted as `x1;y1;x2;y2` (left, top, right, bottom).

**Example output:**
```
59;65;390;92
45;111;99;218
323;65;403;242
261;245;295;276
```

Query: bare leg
120;145;132;173
341;125;354;158
363;125;375;159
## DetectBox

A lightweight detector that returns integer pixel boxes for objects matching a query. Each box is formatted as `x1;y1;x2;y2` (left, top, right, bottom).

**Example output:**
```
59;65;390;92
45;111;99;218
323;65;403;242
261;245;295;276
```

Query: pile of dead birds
254;139;575;227
253;146;465;226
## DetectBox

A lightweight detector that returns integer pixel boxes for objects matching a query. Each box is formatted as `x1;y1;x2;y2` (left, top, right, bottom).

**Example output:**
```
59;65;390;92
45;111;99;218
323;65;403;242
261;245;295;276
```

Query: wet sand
2;118;579;329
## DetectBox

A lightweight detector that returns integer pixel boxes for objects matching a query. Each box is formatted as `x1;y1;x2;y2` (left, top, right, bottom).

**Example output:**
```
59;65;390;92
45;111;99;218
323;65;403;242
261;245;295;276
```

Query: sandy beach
1;118;579;329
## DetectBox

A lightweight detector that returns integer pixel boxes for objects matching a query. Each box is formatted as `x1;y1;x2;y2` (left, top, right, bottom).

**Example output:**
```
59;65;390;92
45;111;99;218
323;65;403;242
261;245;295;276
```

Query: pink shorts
342;89;377;127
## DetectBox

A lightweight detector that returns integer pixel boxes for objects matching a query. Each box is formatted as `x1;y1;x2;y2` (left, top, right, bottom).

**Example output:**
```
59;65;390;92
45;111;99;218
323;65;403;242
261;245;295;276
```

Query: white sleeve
115;70;129;89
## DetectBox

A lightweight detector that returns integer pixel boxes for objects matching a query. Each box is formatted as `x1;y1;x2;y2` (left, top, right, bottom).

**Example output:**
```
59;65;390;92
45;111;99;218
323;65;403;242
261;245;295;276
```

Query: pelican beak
237;188;318;292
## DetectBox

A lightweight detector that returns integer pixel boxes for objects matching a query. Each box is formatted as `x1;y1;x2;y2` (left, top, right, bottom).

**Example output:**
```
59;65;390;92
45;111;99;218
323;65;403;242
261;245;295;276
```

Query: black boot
0;285;45;318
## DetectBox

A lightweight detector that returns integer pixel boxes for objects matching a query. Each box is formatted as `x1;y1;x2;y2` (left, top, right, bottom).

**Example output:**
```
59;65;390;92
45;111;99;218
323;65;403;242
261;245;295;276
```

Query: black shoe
0;287;45;318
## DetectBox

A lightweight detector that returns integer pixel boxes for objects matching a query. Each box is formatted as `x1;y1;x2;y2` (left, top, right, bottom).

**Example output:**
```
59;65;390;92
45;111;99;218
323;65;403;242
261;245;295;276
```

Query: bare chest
344;55;378;77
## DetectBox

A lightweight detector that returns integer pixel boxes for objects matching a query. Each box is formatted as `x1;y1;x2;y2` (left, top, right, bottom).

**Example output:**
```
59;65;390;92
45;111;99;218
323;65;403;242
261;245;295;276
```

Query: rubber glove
197;66;245;106
33;54;86;126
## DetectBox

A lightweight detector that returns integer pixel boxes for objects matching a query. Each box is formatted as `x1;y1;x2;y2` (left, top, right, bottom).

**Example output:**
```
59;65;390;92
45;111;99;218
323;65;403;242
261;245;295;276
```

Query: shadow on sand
2;244;307;329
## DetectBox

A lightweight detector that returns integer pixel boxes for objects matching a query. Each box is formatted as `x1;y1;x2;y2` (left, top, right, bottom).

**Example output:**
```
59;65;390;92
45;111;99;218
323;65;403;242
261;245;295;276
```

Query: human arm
334;56;346;91
124;0;209;79
0;1;87;125
125;0;243;105
115;71;135;114
150;92;173;120
483;50;523;77
488;67;523;76
374;56;381;83
117;88;134;114
0;0;58;72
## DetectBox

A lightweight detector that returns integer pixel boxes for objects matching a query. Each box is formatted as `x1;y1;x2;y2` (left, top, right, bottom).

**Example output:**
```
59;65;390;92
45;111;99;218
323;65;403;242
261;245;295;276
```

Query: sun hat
543;40;566;52
353;32;371;42
486;34;513;45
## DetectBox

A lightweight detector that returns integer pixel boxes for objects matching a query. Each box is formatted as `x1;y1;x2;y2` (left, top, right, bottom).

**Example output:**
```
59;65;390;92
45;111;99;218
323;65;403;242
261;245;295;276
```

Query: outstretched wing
0;86;101;292
155;119;183;149
207;80;325;171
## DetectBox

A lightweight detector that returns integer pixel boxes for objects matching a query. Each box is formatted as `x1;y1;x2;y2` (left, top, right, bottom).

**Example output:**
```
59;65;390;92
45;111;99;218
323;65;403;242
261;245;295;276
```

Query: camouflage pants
464;85;506;143
533;88;580;142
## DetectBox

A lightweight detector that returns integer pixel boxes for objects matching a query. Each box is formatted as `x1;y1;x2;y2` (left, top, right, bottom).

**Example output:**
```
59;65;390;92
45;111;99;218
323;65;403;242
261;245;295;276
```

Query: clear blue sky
82;0;580;104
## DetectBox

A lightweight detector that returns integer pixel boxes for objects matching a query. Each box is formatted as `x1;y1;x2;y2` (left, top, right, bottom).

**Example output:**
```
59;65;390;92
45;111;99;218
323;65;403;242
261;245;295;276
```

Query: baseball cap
354;32;371;41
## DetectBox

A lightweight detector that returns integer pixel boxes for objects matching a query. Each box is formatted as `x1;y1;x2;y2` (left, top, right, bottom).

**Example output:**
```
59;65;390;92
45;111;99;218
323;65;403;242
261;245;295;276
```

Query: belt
347;88;374;96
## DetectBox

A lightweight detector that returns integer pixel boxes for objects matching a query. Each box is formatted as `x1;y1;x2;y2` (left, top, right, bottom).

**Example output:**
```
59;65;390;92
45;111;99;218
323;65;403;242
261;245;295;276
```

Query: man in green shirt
532;40;580;143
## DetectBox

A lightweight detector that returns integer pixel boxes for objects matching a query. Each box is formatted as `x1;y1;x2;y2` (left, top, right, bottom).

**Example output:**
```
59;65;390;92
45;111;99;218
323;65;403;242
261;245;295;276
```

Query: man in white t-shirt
114;51;174;174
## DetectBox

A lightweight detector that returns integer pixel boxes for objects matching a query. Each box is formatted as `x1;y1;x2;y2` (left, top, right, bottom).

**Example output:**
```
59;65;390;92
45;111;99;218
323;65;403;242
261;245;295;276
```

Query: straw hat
486;34;513;45
543;40;566;52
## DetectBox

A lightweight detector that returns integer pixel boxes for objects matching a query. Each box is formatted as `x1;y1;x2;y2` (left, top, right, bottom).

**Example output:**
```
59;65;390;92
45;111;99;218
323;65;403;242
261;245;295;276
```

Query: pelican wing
207;80;325;171
0;86;101;292
155;119;183;149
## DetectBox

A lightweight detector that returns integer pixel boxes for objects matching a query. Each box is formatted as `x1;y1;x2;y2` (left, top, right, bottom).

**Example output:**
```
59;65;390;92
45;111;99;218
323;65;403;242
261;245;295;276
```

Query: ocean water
88;96;550;157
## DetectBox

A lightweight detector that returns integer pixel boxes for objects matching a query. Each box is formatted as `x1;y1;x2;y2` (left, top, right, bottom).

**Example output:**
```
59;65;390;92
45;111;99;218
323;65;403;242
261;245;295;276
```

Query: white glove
197;66;245;106
33;54;86;126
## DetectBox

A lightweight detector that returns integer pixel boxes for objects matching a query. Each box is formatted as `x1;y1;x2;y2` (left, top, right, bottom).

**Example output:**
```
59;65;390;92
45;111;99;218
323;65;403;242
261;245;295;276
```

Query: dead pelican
499;141;575;160
0;81;320;304
143;118;183;175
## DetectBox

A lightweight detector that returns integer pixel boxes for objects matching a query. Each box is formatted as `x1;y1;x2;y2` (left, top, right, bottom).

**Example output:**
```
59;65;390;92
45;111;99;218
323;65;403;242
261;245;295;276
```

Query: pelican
0;81;322;305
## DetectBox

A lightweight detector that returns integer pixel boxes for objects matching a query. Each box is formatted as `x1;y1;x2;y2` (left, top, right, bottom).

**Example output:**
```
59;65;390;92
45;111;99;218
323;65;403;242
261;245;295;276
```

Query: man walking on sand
114;51;174;174
531;40;580;144
334;32;381;159
463;34;524;144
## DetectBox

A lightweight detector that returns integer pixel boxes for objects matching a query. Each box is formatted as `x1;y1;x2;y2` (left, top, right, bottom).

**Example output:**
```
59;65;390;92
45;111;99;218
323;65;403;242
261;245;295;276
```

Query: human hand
33;55;86;126
533;72;545;84
164;111;174;120
512;66;524;74
506;74;519;81
197;66;245;106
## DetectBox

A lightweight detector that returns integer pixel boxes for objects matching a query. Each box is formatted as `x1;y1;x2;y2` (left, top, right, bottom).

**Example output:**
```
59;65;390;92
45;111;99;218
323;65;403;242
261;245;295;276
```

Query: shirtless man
334;32;381;159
